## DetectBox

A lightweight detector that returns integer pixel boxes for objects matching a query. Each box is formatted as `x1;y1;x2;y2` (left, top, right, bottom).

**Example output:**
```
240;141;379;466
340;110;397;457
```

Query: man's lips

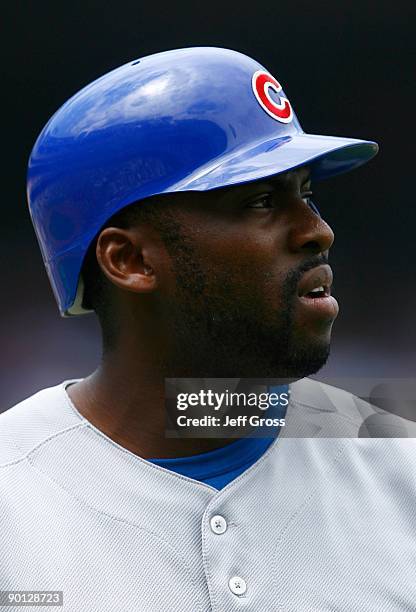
297;264;333;298
297;263;339;320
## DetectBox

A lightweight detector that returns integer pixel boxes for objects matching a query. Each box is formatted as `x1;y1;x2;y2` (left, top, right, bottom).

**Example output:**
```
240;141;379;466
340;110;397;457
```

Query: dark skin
68;165;338;458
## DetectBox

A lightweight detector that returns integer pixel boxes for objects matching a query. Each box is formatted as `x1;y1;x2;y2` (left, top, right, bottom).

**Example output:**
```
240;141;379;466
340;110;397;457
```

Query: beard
159;222;331;379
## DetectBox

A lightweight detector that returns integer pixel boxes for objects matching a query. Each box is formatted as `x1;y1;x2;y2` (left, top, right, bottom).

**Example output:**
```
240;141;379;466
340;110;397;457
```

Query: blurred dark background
1;0;414;409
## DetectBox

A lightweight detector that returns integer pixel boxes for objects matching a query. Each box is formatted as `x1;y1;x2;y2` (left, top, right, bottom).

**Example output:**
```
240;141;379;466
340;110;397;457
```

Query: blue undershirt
149;385;288;490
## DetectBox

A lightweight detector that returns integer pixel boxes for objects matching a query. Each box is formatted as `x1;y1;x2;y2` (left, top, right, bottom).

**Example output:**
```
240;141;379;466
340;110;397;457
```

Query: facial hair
159;221;331;379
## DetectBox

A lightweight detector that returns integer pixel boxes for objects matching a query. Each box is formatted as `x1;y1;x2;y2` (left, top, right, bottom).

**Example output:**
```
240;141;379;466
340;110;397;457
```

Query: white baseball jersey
0;378;415;611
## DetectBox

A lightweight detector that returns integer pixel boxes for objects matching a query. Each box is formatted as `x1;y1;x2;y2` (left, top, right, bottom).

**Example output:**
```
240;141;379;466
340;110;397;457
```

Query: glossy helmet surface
27;47;378;315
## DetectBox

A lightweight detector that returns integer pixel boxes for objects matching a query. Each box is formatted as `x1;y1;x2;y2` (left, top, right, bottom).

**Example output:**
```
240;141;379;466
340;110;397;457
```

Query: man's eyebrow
271;168;311;187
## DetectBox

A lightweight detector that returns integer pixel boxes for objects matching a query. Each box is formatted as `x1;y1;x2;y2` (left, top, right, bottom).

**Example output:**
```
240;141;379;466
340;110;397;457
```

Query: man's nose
287;199;334;255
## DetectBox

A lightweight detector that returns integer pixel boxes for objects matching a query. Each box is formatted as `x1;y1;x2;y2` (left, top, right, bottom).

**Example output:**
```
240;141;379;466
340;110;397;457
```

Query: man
1;47;415;610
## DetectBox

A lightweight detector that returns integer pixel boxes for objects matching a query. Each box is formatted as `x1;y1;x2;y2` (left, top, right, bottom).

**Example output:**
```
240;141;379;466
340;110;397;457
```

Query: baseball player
1;47;415;611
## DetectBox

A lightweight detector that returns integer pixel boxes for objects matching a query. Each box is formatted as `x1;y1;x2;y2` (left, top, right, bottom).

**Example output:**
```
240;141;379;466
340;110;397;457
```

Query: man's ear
95;227;157;294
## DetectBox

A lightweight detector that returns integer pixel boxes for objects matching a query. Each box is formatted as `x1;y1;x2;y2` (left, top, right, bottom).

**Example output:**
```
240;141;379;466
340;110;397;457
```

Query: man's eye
302;191;313;204
246;194;274;209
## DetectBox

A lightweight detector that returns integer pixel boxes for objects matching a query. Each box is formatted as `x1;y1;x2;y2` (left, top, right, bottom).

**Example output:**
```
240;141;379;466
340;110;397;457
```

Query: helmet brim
180;133;378;191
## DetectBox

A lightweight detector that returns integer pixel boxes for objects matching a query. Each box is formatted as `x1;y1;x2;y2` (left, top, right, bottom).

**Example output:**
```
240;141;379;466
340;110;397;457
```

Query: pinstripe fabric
1;379;415;611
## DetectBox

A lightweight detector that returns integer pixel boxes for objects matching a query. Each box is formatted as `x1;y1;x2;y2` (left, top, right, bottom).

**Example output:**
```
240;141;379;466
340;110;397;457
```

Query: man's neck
66;356;239;459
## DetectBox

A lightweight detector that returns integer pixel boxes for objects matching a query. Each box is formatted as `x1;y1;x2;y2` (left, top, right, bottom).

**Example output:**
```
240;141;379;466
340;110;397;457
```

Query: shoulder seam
0;422;87;468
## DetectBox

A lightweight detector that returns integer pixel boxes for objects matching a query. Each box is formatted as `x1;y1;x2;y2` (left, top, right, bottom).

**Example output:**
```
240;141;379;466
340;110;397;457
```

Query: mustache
283;254;329;295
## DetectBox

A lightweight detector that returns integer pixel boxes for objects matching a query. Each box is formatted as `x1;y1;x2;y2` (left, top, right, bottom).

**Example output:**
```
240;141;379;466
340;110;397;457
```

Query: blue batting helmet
27;47;378;316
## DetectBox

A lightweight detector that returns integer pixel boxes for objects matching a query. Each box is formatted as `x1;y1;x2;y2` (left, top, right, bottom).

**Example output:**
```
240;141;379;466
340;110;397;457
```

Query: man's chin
166;301;333;379
241;334;331;380
165;338;330;378
277;338;331;380
213;340;331;380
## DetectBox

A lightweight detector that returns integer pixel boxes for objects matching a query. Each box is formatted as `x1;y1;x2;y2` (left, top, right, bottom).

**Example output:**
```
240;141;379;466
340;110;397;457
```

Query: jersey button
228;576;247;596
210;515;227;534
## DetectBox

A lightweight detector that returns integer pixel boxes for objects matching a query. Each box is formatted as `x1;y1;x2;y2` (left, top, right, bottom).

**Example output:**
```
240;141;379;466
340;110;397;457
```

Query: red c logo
252;70;293;124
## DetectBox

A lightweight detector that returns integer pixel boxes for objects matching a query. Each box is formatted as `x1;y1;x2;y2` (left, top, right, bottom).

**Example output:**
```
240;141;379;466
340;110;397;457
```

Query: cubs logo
252;70;293;123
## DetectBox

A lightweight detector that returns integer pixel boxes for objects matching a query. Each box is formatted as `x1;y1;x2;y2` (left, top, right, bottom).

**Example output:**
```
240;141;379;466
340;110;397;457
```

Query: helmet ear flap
65;276;91;316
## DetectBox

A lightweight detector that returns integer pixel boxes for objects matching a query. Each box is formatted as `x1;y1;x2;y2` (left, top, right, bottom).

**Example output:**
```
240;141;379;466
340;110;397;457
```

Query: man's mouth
304;285;329;298
297;264;333;299
296;264;339;320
